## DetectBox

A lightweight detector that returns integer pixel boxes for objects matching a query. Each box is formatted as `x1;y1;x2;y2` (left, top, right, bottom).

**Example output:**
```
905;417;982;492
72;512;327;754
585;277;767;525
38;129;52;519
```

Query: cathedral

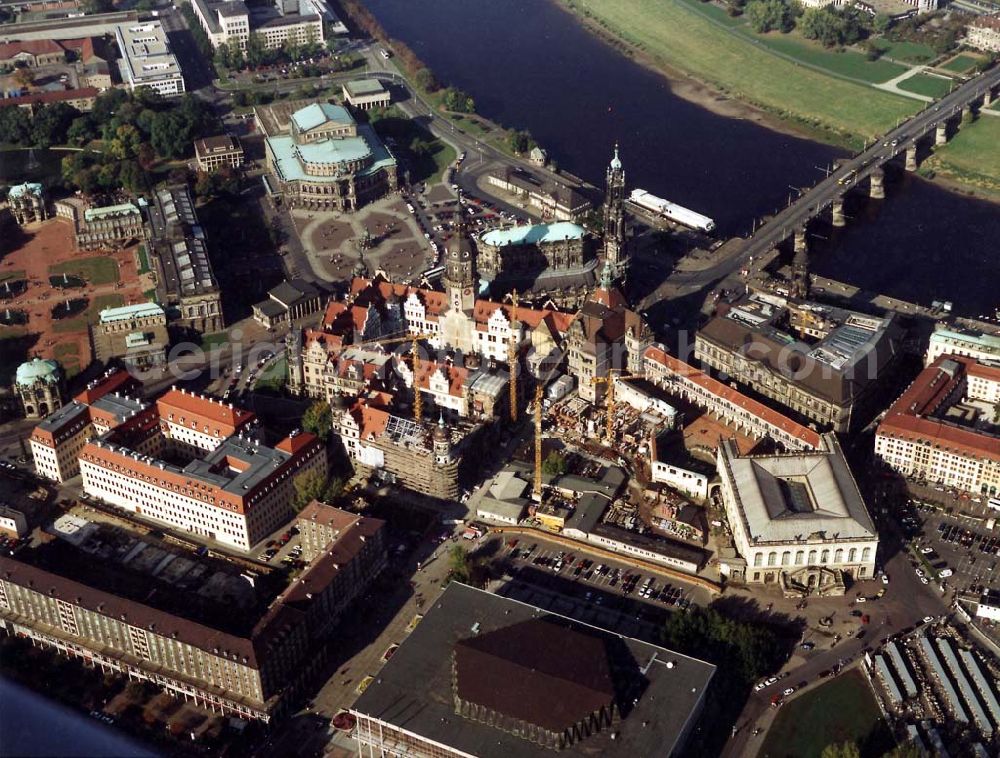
474;146;631;309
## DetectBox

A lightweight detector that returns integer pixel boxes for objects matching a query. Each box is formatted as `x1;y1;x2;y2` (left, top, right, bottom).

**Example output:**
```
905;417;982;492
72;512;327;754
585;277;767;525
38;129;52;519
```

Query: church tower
443;219;477;314
602;144;628;280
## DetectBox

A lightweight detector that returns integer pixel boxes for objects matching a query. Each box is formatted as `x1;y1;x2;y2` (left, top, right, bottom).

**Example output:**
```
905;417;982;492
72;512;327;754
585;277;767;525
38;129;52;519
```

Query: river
364;0;1000;318
0;676;160;757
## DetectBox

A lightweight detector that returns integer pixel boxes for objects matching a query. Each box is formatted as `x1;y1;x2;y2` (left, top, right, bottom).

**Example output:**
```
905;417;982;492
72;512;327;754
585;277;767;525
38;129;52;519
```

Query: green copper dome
15;358;62;387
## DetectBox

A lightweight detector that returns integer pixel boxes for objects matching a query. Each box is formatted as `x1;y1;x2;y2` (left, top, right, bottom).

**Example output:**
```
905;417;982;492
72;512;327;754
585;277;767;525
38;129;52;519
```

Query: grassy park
897;73;953;99
925;118;1000;198
759;671;893;758
49;257;120;286
52;294;124;334
562;0;918;144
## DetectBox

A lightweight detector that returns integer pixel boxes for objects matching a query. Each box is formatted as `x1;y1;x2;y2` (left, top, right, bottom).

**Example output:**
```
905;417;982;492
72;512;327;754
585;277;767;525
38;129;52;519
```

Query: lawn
199;331;231;349
756;32;907;84
136;244;151;275
759;671;893;758
0;269;26;283
52;294;124;333
876;39;936;65
255;356;287;392
939;54;980;74
561;0;918;142
49;257;120;286
925;117;1000;197
53;342;81;377
897;73;953;99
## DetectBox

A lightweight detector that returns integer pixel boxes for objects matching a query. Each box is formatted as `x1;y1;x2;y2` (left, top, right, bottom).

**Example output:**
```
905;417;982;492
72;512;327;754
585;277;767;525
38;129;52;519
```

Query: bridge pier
793;227;808;255
985;89;994;108
905;145;918;172
961;104;973;126
870;168;885;200
936;123;948;146
832;197;846;227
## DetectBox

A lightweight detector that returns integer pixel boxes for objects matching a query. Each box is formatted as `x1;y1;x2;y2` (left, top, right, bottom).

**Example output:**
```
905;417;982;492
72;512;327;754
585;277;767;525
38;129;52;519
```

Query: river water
0;676;159;757
365;0;1000;317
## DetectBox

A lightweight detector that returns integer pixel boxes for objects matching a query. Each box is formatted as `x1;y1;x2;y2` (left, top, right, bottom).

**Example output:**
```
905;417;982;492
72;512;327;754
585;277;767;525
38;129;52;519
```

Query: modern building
642;345;823;451
925;325;1000;367
966;15;1000;53
146;185;225;333
0;506;28;539
715;433;879;594
14;358;65;419
486;167;591;222
251;278;322;329
5;182;47;225
190;0;327;52
875;356;1000;496
54;198;147;251
351;583;715;757
91;302;169;370
696;297;903;433
341;79;390;110
194;134;245;172
0;499;385;722
258;100;398;211
114;21;185;96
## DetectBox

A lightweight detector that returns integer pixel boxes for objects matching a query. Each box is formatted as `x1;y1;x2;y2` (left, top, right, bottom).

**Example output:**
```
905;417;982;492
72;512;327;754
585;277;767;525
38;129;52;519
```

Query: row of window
753;546;872;568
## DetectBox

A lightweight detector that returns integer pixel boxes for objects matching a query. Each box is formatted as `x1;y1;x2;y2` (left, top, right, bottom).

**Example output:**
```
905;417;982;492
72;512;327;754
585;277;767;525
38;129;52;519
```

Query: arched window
781;551;791;566
834;549;844;564
754;553;763;567
795;551;804;565
821;549;830;564
848;548;857;563
767;552;777;567
808;549;817;564
862;547;872;562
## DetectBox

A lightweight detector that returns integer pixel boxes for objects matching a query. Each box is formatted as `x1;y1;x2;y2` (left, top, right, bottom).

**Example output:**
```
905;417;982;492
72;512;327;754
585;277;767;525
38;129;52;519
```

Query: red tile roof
643;346;822;449
0;39;65;58
0;87;98;109
157;389;255;437
877;355;1000;463
73;369;135;405
275;431;318;455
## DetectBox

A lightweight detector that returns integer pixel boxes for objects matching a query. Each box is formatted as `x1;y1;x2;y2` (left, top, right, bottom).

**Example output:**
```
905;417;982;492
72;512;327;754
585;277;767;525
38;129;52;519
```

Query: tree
745;0;795;34
414;67;438;93
246;32;267;69
820;743;860;758
117;160;145;194
108;123;142;160
409;136;432;157
0;106;32;145
323;477;345;502
448;545;471;584
137;142;156;170
507;129;534;155
66;116;97;146
292;469;326;511
81;0;113;12
873;13;891;34
30;103;77;147
12;67;33;89
302;400;333;440
441;87;475;114
541;451;568;476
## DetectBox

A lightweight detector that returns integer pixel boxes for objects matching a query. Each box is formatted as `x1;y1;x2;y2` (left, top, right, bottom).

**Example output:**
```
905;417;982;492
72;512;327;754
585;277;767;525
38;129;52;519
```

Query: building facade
925;326;1000;367
194;135;245;172
91;302;169;370
875;356;1000;496
342;79;390;110
14;358;65;419
486;167;591;222
6;182;48;225
966;15;1000;53
55;198;148;251
716;434;879;594
477;222;592;282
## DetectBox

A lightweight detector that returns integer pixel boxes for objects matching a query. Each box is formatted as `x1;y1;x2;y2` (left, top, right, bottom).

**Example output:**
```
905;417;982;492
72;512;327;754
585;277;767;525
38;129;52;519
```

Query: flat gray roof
351;583;714;758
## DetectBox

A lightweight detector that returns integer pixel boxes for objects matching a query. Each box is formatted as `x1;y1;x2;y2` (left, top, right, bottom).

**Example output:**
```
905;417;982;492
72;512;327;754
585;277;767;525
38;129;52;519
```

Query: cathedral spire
602;143;628;282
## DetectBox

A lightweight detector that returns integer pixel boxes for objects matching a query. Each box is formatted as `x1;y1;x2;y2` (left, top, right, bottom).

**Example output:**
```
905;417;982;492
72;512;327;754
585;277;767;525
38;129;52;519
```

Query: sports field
563;0;918;141
759;671;893;758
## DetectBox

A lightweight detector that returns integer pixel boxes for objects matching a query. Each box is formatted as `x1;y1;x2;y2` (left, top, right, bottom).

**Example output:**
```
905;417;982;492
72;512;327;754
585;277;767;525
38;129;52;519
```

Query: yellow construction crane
353;331;436;423
508;289;519;424
591;370;635;441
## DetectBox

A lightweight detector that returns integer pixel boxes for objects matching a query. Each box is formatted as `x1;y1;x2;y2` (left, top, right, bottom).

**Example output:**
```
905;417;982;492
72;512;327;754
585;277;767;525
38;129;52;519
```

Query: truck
544;374;576;407
628;189;716;233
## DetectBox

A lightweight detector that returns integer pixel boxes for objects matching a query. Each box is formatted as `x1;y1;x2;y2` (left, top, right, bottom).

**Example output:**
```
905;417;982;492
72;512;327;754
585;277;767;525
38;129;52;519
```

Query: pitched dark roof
454;618;615;732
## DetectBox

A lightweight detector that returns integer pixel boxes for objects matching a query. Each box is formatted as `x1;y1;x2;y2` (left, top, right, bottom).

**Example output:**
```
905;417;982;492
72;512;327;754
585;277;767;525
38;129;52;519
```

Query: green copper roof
8;182;44;199
345;79;387;96
481;222;585;248
15;357;62;387
267;124;396;183
291;102;354;132
99;301;164;324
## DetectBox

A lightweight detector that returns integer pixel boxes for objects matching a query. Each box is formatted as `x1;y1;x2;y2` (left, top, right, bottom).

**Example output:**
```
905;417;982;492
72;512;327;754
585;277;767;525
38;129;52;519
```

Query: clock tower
443;219;477;314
